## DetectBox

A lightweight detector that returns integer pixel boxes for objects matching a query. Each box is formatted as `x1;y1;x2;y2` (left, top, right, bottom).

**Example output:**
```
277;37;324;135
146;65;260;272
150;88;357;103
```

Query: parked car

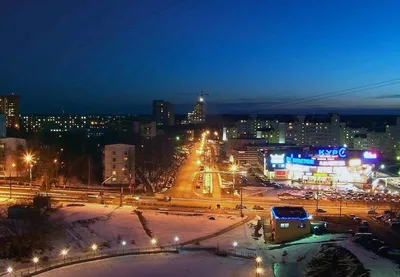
315;208;327;213
367;209;377;215
235;204;247;210
361;220;369;226
354;217;362;223
252;205;264;210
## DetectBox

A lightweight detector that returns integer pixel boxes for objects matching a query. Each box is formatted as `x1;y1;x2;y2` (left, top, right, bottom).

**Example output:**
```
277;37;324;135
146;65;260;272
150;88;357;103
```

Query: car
354;217;362;223
361;220;369;226
349;214;356;218
315;208;327;213
208;216;216;220
252;205;264;210
235;204;247;210
87;194;99;198
367;209;378;215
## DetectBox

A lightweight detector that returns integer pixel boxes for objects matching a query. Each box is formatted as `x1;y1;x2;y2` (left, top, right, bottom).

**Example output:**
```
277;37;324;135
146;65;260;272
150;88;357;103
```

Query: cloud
372;94;400;99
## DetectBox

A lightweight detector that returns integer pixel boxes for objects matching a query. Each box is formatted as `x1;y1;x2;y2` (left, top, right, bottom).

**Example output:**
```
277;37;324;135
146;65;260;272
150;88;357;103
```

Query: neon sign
286;154;316;165
318;147;347;158
363;151;377;159
319;160;346;166
270;154;285;164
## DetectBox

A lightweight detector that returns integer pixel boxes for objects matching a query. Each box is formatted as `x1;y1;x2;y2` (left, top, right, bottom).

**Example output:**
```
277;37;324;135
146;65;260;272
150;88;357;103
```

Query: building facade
103;144;135;186
152;100;174;126
0;137;27;177
133;121;157;139
270;206;310;243
186;97;205;124
0;94;20;129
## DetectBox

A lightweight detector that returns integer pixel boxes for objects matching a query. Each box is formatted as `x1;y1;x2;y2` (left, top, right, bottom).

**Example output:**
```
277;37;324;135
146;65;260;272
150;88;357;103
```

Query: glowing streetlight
24;153;34;187
33;256;39;271
174;236;179;242
232;241;238;247
197;160;201;165
397;156;400;161
53;159;58;163
91;243;98;256
121;240;127;253
7;266;13;274
60;248;68;263
151;238;157;246
256;267;264;275
214;131;218;136
206;130;210;135
256;256;262;263
380;164;386;170
230;164;238;191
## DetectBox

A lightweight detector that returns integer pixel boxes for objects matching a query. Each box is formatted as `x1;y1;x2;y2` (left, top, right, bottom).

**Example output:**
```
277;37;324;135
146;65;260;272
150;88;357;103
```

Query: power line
263;77;400;110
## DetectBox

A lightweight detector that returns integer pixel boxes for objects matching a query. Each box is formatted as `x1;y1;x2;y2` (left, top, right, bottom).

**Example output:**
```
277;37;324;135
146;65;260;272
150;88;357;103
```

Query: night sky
1;0;400;114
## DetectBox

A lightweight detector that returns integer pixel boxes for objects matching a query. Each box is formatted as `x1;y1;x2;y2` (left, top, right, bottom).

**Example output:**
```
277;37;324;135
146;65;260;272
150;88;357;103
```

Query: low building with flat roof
270;206;310;243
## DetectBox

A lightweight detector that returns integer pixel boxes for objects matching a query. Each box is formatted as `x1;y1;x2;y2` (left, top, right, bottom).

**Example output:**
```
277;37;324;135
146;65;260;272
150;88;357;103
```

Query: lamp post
24;154;33;187
91;244;98;257
151;238;157;249
256;267;264;276
32;257;39;271
9;163;15;198
230;164;238;192
60;249;68;263
233;241;238;254
121;240;126;254
174;236;179;250
7;266;13;276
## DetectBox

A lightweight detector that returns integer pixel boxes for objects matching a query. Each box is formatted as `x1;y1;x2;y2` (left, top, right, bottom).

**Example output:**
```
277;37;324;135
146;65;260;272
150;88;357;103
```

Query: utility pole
240;184;244;218
88;156;91;190
119;186;123;207
315;187;319;215
9;171;11;199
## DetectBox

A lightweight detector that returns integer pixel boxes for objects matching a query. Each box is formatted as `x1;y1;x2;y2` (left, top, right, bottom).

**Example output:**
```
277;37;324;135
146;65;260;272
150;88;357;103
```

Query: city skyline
2;1;400;114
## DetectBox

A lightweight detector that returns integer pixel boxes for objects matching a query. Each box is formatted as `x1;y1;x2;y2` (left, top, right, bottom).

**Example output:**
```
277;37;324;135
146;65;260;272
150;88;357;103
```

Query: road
166;142;200;198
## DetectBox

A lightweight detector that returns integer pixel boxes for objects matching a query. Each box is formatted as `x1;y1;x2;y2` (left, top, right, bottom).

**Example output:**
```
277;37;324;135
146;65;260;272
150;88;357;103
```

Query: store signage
286;154;316;165
313;172;328;177
275;170;287;176
319;160;346;166
363;151;377;159
270;154;285;164
318;147;347;158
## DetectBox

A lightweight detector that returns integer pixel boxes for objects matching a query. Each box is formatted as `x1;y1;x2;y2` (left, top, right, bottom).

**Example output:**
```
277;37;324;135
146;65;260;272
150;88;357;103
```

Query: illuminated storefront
260;147;378;184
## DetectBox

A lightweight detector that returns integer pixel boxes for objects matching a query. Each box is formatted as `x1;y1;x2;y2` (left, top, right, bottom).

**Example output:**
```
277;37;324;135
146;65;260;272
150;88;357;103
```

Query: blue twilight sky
1;0;400;114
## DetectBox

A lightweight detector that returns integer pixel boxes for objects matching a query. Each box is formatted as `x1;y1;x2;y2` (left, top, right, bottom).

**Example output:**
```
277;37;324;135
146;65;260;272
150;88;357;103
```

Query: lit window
280;223;289;228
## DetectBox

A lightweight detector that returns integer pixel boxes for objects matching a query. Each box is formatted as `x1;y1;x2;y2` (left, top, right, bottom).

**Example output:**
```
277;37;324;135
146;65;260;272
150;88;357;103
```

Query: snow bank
36;251;256;277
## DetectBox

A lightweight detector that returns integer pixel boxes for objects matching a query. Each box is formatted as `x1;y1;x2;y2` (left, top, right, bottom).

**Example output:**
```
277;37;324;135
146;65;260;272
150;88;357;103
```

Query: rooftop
271;206;308;219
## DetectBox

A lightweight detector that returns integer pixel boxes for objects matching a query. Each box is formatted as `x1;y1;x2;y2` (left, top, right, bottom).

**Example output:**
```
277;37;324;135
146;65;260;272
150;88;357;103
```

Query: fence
7;246;178;277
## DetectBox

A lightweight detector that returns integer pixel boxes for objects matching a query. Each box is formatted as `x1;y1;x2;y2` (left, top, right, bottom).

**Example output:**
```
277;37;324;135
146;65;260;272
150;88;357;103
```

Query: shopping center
258;147;379;185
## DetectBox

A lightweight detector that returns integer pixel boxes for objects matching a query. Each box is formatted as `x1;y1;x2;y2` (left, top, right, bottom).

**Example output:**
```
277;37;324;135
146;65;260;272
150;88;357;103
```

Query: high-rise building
0;94;20;129
133;121;157;139
103;144;135;186
186;97;205;124
152;100;174;126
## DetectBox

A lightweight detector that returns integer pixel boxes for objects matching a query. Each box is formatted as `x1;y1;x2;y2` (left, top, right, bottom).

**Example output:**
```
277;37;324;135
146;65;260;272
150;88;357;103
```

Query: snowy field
36;251;255;277
47;204;243;257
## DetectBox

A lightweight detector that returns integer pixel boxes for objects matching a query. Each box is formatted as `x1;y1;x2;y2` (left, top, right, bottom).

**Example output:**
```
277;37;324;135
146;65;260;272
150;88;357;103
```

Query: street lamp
24;153;33;187
230;164;238;191
256;267;264;276
7;266;12;276
174;236;179;250
151;238;157;247
121;240;126;253
32;257;39;271
256;256;262;263
232;241;238;254
60;248;68;263
91;244;98;257
380;164;386;170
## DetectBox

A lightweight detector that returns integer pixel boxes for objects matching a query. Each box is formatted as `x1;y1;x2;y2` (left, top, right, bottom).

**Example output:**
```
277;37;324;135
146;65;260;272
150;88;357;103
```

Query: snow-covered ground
36;251;255;277
46;204;244;257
